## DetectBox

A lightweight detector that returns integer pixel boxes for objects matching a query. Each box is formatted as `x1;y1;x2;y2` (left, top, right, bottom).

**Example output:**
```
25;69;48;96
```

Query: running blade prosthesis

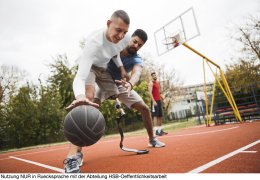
115;101;149;154
116;116;149;154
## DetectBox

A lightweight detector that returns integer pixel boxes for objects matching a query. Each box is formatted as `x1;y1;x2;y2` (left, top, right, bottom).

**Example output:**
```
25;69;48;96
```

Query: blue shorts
151;100;163;117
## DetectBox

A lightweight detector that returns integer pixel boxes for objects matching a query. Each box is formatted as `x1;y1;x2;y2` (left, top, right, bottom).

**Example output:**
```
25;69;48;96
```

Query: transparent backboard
154;7;200;56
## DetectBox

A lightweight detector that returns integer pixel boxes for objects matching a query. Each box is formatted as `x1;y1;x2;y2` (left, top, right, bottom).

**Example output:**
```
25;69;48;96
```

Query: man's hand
119;66;130;81
115;79;132;97
153;100;158;107
65;98;99;111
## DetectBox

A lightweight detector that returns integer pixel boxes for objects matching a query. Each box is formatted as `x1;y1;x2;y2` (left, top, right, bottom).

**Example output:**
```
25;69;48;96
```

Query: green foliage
4;86;38;148
225;59;260;92
47;54;77;108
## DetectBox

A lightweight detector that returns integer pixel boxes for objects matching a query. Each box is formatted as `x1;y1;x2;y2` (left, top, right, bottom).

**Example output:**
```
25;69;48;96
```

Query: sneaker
155;130;162;136
63;157;80;173
76;151;83;167
148;138;165;147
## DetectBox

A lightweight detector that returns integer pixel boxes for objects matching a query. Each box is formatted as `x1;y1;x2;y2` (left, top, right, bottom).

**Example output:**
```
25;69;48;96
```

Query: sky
0;0;259;86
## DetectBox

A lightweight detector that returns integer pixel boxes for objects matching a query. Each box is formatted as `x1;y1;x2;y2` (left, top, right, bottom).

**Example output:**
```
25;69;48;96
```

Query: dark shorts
151;100;163;117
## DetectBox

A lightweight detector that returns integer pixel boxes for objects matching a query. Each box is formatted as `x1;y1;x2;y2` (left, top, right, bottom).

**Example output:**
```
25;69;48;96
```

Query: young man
96;29;166;148
64;10;131;173
149;72;168;136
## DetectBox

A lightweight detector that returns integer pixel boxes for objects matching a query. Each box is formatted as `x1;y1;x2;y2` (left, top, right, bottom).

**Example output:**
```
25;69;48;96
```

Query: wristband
128;82;133;90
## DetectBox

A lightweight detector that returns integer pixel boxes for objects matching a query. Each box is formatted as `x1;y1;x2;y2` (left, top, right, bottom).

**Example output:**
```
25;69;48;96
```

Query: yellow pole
209;68;217;125
206;61;241;122
183;43;220;69
219;70;242;122
182;42;242;123
203;59;209;126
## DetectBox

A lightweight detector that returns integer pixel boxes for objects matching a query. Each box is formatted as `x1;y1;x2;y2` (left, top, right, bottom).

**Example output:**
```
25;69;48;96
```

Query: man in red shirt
148;72;168;136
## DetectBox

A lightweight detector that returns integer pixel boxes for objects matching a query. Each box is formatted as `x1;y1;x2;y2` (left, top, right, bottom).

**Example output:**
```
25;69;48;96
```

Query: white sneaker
63;156;80;173
76;151;83;167
148;138;166;147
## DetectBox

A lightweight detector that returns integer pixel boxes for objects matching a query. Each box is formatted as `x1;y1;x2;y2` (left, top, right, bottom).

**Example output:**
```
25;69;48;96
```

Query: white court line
240;151;257;153
9;156;64;173
102;126;240;143
188;139;260;173
163;126;239;138
0;147;67;161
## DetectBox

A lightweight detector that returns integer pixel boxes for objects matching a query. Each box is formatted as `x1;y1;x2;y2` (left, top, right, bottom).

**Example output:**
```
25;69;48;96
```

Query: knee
140;104;150;114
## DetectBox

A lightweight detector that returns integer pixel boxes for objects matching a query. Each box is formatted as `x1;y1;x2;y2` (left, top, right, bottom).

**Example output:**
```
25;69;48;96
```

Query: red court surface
0;121;259;173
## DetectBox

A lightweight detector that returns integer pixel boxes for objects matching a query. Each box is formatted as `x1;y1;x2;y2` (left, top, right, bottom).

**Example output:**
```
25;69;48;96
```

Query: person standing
148;72;168;136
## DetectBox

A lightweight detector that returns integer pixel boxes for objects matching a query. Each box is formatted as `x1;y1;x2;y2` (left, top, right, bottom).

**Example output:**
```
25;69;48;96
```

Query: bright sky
0;0;259;85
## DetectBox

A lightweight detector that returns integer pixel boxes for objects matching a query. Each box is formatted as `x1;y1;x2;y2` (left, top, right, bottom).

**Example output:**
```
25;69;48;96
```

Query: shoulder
85;28;104;45
133;54;143;61
133;54;144;66
125;53;143;63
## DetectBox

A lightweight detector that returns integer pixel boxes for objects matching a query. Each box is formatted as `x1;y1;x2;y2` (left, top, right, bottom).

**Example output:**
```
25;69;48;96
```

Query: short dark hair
132;29;148;43
111;10;130;25
151;72;156;75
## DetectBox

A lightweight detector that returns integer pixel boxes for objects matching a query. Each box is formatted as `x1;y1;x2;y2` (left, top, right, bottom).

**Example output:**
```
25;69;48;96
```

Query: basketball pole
203;59;209;126
182;42;242;123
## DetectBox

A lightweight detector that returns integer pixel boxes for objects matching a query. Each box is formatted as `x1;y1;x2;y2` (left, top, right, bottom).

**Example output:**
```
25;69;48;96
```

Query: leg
118;89;165;147
156;100;167;135
152;116;158;135
131;101;154;140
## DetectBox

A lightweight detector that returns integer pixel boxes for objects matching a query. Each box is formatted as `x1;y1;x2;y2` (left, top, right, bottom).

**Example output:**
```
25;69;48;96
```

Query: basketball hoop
163;33;183;49
154;7;200;56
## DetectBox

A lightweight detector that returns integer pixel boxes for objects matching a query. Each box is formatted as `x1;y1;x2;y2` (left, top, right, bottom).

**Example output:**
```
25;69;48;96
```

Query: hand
65;98;99;111
153;100;158;107
115;79;132;97
120;66;130;81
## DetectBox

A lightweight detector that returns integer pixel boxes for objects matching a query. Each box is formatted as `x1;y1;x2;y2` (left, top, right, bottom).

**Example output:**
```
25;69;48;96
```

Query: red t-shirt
152;81;161;101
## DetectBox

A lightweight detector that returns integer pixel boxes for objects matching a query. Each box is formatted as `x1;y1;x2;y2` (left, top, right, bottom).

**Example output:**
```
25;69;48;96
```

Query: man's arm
128;64;142;86
148;81;154;101
114;64;142;96
72;47;95;100
148;81;157;106
112;54;129;80
66;46;99;111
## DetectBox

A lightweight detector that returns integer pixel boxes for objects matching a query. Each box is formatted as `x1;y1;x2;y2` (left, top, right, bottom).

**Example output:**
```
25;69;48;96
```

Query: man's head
151;72;157;80
106;10;130;44
126;29;148;55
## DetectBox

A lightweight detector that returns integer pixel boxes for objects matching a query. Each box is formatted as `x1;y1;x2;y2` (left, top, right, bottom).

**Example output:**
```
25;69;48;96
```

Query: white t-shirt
73;28;130;98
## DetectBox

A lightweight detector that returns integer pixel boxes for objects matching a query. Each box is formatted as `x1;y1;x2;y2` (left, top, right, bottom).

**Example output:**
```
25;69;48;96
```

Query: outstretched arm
112;54;129;81
115;64;142;96
129;64;142;86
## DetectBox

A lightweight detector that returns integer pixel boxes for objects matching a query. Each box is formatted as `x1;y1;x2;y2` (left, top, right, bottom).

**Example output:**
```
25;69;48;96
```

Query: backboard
154;7;200;56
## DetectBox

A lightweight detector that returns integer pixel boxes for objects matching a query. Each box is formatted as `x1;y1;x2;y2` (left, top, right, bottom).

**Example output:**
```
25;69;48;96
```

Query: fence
213;84;260;125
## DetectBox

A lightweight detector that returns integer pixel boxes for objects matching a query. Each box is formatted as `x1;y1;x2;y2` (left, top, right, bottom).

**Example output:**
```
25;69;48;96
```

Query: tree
4;85;38;148
0;65;26;105
47;54;77;108
0;65;26;149
225;12;260;91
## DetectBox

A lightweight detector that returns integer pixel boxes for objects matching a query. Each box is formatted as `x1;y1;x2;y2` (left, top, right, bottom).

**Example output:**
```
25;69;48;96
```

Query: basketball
64;105;106;147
